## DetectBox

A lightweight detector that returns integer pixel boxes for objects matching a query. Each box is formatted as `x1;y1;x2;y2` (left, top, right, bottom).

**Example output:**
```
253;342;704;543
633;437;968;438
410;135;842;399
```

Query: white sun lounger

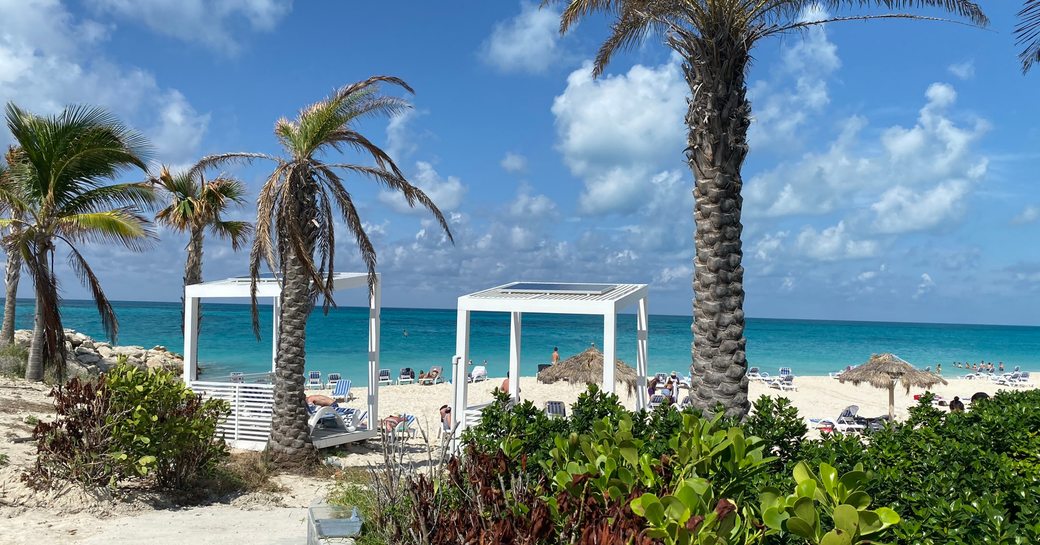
809;405;865;433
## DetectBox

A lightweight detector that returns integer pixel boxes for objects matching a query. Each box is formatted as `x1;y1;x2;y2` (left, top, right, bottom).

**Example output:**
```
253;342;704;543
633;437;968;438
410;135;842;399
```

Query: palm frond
209;220;253;250
62;238;118;342
1017;0;1040;72
59;209;156;251
187;152;276;179
61;182;159;216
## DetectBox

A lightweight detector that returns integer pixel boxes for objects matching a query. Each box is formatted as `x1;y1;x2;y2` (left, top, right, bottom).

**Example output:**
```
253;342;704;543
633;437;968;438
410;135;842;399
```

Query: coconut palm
0;147;21;345
1;103;157;381
1018;1;1040;71
154;165;252;332
194;76;453;460
551;0;987;417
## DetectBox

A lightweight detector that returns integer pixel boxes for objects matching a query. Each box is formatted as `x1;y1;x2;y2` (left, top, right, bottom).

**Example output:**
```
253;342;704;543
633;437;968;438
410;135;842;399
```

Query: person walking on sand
936;363;942;376
551;346;560;365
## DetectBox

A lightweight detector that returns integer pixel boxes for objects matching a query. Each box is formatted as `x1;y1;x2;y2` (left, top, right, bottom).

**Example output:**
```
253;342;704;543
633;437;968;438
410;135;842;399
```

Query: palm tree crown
1;103;157;380
154;165;251;247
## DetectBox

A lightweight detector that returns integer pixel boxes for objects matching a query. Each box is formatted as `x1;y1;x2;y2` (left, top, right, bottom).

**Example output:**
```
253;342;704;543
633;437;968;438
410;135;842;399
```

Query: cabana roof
457;282;647;315
185;272;371;298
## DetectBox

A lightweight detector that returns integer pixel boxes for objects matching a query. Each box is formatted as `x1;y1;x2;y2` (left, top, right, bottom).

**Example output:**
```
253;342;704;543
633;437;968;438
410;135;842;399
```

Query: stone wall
13;329;184;378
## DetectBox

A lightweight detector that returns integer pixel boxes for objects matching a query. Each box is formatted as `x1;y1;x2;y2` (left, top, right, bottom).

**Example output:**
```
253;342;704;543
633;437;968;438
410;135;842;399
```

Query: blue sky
1;0;1038;325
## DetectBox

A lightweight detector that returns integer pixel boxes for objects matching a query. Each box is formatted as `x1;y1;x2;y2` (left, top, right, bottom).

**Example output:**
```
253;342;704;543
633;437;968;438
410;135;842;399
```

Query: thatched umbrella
537;345;637;393
838;353;948;420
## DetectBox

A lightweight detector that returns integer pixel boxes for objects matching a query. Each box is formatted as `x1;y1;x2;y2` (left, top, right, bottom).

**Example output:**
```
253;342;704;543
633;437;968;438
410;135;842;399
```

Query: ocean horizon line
10;297;1039;331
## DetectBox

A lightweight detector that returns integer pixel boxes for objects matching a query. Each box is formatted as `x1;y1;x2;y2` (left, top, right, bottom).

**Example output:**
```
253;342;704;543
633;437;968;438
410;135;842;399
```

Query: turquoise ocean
10;299;1040;385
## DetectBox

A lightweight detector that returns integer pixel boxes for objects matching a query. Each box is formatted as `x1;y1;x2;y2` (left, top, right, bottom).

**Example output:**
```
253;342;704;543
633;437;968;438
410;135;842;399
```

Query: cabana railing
191;380;274;450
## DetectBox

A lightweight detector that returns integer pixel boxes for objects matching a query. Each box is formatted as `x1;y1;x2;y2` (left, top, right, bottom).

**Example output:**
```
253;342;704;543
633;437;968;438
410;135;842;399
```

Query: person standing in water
551;346;560;365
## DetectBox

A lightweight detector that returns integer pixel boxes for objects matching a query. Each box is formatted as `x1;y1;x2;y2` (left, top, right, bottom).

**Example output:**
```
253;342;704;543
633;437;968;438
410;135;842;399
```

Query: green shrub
26;363;229;492
0;342;27;378
104;363;229;490
783;389;1040;545
461;389;568;465
744;396;806;470
0;452;8;467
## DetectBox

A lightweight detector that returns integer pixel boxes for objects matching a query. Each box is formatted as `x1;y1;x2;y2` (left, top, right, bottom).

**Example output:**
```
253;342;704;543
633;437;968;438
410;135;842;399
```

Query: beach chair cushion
545;401;567;418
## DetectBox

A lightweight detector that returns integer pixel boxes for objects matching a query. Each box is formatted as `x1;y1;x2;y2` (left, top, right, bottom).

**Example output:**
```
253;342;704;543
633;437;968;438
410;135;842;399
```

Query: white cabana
451;282;649;435
183;272;381;450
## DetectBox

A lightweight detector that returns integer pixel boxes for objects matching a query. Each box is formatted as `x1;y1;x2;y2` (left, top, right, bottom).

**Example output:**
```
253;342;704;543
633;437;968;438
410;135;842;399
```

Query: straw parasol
537;345;638;393
838;353;948;420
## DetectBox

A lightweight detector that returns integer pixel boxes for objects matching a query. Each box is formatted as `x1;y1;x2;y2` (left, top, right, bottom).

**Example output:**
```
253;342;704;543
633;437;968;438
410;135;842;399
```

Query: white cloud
948;60;975;80
480;1;562;74
552;59;686;215
88;0;291;54
655;265;691;285
508;184;557;219
379;161;466;213
0;0;209;166
746;81;989;225
385;110;418;162
749;6;841;148
870;180;970;234
500;152;528;174
914;273;935;299
795;221;878;261
1012;205;1040;225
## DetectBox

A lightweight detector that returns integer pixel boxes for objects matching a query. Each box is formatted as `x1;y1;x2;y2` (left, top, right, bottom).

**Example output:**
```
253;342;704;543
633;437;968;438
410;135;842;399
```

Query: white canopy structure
451;282;649;435
183;272;381;450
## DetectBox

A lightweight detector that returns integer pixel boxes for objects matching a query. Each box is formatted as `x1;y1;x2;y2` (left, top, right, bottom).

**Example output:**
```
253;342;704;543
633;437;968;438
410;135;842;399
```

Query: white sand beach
1;374;1031;544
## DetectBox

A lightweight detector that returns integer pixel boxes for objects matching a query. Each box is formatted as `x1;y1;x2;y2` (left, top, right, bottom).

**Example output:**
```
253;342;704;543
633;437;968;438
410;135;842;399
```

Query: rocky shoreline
12;329;184;378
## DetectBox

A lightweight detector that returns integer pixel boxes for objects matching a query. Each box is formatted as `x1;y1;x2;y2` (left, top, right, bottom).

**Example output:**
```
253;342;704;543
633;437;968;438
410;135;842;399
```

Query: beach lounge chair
809;405;865;434
332;379;353;401
746;367;763;381
378;369;392;386
384;414;417;442
778;367;793;378
469;365;487;383
419;366;444;385
545;401;567;418
308;370;322;385
648;393;667;410
654;372;668;384
229;372;244;383
308;404;356;431
397;367;415;385
768;375;797;391
306;377;323;389
327;372;341;390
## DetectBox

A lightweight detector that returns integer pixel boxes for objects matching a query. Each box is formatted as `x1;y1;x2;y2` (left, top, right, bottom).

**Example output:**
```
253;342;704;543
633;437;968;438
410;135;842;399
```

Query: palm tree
551;0;987;417
1017;1;1040;71
1;104;157;381
194;76;453;461
154;165;252;333
0;147;21;345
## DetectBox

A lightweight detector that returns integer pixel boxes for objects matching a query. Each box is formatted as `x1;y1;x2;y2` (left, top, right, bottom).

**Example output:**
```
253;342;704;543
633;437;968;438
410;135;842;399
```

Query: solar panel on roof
498;282;617;295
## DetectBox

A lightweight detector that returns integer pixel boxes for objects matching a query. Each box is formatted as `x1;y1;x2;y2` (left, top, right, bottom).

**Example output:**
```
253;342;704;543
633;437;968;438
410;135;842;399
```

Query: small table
307;504;362;545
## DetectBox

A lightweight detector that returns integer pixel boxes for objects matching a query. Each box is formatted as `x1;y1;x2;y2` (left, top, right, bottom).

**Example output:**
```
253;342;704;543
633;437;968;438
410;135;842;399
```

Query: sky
0;0;1038;325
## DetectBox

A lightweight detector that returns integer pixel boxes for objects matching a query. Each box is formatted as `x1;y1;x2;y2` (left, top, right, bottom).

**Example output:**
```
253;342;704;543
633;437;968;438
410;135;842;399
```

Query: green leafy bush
745;396;806;471
0;451;9;467
26;362;229;492
782;389;1040;545
105;363;229;490
0;342;28;378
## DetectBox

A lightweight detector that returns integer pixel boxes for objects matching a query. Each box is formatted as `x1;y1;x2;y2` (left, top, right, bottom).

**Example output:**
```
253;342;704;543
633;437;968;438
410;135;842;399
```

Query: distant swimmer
403;329;409;337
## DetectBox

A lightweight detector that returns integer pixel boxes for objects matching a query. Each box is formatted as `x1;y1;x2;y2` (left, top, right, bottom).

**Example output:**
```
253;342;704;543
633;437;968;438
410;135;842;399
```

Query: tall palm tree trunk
682;33;752;417
268;182;318;460
25;254;48;382
1;246;21;345
182;227;203;334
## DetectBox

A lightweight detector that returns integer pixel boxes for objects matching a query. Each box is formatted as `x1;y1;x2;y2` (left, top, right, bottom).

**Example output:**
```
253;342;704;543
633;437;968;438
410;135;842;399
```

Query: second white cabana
451;282;650;434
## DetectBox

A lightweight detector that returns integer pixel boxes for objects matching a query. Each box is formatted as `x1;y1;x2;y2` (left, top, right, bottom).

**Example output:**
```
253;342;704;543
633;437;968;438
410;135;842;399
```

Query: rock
97;345;114;358
151;345;167;352
76;352;100;364
74;346;93;356
81;340;94;350
69;332;88;347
